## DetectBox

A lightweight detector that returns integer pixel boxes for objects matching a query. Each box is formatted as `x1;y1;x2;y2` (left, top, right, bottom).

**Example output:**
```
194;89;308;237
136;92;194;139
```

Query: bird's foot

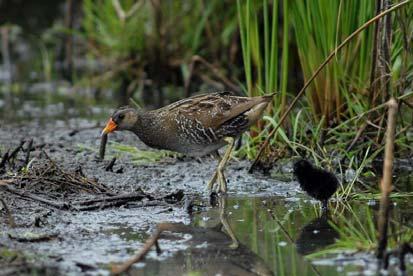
229;241;239;249
207;169;227;196
207;170;218;191
216;169;227;194
207;136;234;198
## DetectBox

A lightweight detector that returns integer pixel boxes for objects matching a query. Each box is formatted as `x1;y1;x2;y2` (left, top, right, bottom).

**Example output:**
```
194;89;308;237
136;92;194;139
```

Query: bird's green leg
217;137;235;193
207;137;235;194
207;151;221;192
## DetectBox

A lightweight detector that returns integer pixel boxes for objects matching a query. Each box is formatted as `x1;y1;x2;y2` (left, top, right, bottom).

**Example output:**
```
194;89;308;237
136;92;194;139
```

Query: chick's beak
101;118;117;136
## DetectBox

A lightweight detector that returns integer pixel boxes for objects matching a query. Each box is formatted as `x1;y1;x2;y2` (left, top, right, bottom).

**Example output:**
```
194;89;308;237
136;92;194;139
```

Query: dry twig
105;157;117;172
111;223;192;274
185;55;241;97
0;197;16;227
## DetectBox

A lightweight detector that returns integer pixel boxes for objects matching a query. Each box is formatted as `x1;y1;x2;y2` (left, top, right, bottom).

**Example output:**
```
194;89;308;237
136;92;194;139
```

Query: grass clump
77;142;177;165
306;202;413;258
109;142;179;165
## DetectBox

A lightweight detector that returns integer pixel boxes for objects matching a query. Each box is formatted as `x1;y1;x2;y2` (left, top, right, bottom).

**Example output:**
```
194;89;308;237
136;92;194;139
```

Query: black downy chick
293;159;339;210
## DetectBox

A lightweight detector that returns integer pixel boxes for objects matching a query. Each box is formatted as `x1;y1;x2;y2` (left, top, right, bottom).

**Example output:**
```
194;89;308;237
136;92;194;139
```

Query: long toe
207;171;218;192
217;170;227;194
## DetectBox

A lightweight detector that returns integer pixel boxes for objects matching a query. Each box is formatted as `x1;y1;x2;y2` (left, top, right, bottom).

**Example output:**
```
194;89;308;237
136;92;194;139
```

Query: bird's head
293;159;312;176
101;107;139;135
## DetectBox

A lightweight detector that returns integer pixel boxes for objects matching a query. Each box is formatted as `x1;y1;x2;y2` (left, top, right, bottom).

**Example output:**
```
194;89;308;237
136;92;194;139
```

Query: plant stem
376;98;398;259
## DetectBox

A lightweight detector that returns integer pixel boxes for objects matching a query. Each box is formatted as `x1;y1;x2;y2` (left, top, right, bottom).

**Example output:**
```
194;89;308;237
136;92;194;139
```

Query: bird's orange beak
101;118;117;136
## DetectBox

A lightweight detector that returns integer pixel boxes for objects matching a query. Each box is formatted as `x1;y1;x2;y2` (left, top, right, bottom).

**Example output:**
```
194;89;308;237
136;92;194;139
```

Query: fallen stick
2;183;168;212
1;185;70;210
73;192;147;206
0;179;13;185
0;151;9;170
105;157;116;172
111;223;192;275
68;123;101;136
23;139;33;168
75;199;168;211
0;197;16;227
40;151;113;194
8;140;25;163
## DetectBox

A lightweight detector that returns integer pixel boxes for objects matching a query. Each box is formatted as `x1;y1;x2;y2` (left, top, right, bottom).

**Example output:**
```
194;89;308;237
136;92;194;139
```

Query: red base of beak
101;118;117;135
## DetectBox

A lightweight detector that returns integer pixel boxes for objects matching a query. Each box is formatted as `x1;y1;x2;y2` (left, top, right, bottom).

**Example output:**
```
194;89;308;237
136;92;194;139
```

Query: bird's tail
261;92;277;102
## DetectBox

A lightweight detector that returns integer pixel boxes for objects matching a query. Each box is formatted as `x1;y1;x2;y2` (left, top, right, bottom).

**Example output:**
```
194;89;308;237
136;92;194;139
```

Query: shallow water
0;88;113;123
130;195;413;276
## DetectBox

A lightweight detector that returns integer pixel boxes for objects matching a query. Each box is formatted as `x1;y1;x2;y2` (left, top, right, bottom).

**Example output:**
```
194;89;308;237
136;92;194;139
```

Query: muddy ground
0;118;298;275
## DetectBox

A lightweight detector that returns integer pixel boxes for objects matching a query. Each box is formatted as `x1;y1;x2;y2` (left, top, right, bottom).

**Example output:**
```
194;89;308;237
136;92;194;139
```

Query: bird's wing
165;92;268;129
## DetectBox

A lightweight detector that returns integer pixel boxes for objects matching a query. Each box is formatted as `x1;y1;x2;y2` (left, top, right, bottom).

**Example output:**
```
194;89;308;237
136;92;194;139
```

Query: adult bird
101;92;274;194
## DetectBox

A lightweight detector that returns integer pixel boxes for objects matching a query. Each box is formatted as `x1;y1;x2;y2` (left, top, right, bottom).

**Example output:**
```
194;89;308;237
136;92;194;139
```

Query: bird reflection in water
112;195;273;276
295;213;339;255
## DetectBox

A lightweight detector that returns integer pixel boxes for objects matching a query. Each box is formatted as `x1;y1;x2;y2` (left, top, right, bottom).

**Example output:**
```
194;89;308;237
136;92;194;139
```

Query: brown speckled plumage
103;91;274;193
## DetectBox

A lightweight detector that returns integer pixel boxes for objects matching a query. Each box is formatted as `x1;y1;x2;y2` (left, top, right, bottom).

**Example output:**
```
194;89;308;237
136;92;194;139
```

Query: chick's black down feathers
293;159;338;204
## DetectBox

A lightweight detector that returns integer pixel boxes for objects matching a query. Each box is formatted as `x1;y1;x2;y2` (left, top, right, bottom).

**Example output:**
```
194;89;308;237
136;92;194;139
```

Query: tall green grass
290;0;374;125
236;0;413;192
237;0;289;115
83;0;146;59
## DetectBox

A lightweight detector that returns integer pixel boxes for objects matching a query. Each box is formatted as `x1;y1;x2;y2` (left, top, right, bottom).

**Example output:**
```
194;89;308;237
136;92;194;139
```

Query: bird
293;159;339;210
101;91;274;194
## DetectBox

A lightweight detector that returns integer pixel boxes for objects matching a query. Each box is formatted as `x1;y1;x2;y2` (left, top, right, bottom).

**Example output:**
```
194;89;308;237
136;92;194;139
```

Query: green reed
237;0;289;114
290;0;374;124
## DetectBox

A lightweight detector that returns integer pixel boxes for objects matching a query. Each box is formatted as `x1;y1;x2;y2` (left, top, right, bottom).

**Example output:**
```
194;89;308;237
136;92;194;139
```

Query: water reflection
131;195;273;275
191;196;409;275
214;196;331;276
130;195;346;275
112;180;413;275
0;89;113;123
295;214;339;255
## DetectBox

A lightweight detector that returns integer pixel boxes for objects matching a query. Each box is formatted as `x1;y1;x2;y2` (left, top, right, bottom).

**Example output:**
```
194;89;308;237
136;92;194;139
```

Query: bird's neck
132;111;165;148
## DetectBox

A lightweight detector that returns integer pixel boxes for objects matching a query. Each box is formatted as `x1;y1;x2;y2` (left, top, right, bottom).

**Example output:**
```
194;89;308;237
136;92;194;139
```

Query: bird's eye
118;114;125;120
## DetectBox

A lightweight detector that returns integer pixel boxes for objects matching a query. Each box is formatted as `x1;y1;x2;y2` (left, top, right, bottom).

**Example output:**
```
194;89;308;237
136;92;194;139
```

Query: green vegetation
78;141;177;164
109;142;178;164
236;0;413;199
307;202;413;257
290;0;374;124
81;0;238;104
